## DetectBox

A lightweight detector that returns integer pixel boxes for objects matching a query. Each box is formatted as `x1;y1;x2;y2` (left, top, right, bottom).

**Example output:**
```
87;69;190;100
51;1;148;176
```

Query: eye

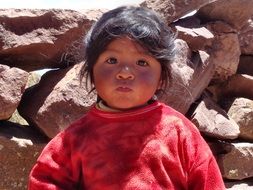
106;57;118;64
136;59;149;67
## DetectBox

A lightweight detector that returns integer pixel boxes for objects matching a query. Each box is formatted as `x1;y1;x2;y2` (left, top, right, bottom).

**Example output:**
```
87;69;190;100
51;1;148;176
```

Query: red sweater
29;101;225;190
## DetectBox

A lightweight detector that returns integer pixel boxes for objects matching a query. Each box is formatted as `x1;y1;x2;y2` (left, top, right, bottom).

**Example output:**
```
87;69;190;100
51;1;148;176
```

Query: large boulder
0;64;29;120
237;55;253;76
197;0;253;30
191;95;240;139
141;0;217;24
159;39;214;114
0;9;103;71
218;142;253;180
0;121;47;190
239;18;253;55
205;21;241;82
228;98;253;141
18;62;96;138
174;21;214;51
208;74;253;101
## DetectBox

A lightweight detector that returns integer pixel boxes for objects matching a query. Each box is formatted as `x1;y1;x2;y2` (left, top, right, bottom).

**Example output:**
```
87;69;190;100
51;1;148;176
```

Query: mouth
116;86;132;92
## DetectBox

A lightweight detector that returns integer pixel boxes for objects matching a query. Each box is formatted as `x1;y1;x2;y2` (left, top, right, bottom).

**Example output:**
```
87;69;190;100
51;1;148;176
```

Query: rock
237;55;253;76
206;20;237;34
208;74;253;101
7;72;41;126
141;0;216;24
174;24;214;51
0;9;102;71
0;121;47;190
160;39;214;114
0;64;29;120
206;21;241;82
197;0;253;30
191;95;240;139
18;62;96;138
8;110;28;126
228;98;253;141
0;2;253;188
207;140;231;157
239;18;253;55
218;143;253;180
225;178;253;190
26;71;41;88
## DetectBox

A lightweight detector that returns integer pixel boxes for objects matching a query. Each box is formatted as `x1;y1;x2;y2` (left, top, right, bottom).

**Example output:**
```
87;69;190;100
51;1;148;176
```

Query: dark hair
81;6;176;93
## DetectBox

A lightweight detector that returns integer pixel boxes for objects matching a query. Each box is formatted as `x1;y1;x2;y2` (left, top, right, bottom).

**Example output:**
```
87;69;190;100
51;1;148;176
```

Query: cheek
139;70;161;87
93;66;114;86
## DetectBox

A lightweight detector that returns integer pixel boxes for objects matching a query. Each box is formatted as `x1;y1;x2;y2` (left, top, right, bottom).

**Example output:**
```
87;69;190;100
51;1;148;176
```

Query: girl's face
93;37;161;110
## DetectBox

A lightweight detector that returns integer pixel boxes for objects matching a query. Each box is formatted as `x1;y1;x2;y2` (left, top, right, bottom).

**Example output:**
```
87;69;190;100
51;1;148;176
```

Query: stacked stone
0;0;253;189
0;8;101;190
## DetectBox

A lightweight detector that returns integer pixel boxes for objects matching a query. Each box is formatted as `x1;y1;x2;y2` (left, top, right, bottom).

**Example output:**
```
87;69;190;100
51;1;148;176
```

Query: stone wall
0;0;253;189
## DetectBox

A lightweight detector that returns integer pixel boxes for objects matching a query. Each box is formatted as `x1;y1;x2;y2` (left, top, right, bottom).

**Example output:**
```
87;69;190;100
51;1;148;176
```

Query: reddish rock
218;142;253;180
18;62;96;138
206;21;237;34
239;18;253;55
208;74;253;101
159;39;214;114
0;64;29;120
0;9;103;71
237;55;253;76
0;121;47;190
141;0;216;24
0;3;253;188
191;95;240;139
175;24;214;51
197;0;253;30
206;21;241;82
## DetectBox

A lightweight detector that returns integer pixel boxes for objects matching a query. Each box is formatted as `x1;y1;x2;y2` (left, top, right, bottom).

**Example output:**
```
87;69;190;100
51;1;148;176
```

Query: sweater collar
91;100;162;119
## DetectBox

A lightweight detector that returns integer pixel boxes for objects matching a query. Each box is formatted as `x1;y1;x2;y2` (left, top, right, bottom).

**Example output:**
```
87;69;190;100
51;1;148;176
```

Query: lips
116;86;132;92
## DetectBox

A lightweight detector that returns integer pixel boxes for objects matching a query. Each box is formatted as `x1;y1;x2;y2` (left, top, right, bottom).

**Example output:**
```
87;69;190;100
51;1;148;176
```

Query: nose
116;65;134;80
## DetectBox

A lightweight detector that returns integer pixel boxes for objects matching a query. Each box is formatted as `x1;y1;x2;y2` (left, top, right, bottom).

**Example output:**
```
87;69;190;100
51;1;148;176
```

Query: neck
96;100;156;112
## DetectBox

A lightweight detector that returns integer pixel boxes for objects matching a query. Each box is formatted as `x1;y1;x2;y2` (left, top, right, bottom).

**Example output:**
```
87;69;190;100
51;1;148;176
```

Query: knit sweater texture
29;101;225;190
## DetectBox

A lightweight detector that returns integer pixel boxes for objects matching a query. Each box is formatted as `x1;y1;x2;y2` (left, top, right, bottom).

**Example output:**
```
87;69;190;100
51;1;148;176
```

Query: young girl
29;6;225;190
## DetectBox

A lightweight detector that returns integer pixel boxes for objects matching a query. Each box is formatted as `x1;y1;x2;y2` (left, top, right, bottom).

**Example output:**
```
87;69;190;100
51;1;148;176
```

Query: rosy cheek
139;72;159;85
94;66;115;82
101;68;115;78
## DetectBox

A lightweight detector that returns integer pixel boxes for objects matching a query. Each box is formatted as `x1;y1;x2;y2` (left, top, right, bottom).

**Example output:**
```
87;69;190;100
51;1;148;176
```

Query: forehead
105;37;148;54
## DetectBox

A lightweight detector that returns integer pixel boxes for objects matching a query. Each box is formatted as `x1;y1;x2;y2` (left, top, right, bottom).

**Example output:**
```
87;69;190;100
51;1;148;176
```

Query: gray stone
228;98;253;141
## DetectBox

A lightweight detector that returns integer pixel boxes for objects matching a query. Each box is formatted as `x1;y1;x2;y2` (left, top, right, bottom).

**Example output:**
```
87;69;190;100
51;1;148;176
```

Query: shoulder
159;102;211;151
159;103;215;166
159;103;197;132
